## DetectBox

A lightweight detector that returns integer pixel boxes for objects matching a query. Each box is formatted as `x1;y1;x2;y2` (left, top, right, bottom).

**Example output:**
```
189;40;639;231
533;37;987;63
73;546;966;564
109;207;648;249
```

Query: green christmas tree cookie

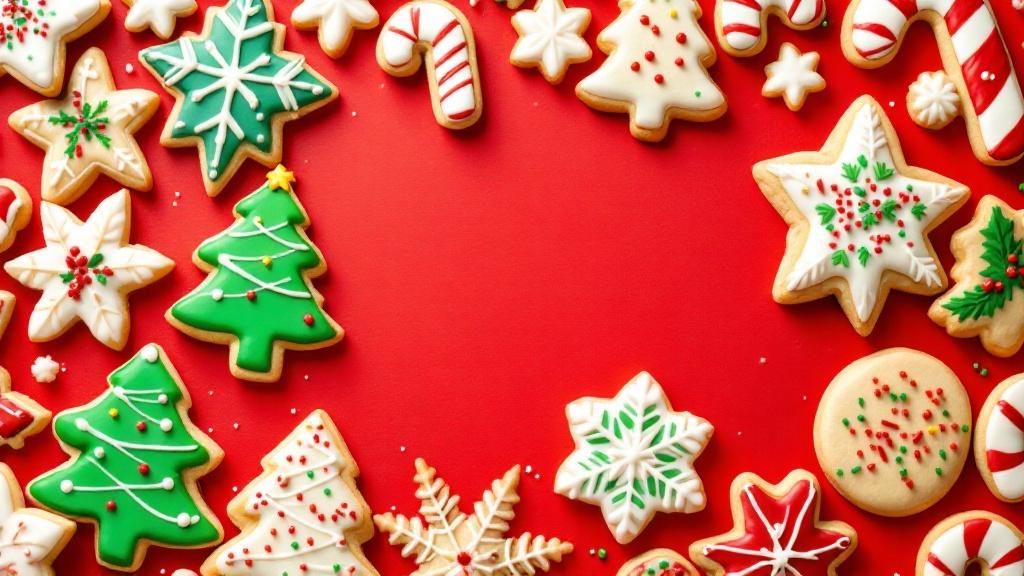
166;166;343;382
27;344;223;572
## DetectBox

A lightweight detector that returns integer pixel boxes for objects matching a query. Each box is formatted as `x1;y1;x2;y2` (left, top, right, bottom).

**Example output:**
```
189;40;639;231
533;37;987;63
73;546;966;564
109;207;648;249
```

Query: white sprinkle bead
211;289;224;301
125;63;134;74
141;345;159;363
161;418;174;432
60;480;73;493
94;447;105;459
162;478;175;490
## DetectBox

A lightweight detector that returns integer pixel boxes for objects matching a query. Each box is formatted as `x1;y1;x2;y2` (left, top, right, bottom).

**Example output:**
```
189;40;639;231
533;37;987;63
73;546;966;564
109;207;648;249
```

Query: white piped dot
158;394;168;404
257;134;265;144
125;63;134;74
60;480;73;493
176;512;192;527
94;447;106;459
141;345;159;363
211;289;224;301
162;478;175;490
256;112;265;121
161;418;173;432
75;418;88;431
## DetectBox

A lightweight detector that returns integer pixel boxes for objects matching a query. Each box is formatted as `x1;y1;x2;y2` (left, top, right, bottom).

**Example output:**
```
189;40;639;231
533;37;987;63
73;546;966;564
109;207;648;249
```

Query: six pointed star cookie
755;95;969;336
139;0;338;197
0;0;110;96
123;0;198;39
762;42;825;112
554;371;714;544
292;0;380;58
510;0;592;84
9;48;159;206
4;190;174;350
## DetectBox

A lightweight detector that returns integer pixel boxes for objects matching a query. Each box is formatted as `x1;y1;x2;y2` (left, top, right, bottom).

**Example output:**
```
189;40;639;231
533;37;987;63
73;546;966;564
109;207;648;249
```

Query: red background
1;0;1024;573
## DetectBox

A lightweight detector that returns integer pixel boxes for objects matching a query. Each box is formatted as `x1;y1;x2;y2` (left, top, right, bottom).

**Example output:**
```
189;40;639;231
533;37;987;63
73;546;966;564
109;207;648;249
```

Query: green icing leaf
858;246;870;267
873;162;895;181
881;199;898;222
832;250;850;268
815;203;836;226
912;203;927;220
842;163;862;183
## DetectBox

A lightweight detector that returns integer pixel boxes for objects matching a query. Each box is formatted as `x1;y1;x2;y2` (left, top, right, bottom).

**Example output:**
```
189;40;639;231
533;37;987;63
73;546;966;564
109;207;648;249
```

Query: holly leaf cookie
28;344;224;572
139;0;338;196
123;0;198;40
0;463;75;575
929;195;1024;357
0;0;110;96
203;410;379;575
8;48;160;206
690;470;857;576
510;0;592;85
554;371;713;544
375;458;573;575
291;0;380;59
0;179;32;254
4;190;175;350
755;95;968;336
0;365;51;450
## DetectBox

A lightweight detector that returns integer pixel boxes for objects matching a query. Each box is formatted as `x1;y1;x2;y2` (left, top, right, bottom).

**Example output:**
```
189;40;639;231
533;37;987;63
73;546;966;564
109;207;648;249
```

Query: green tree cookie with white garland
166;166;344;383
27;344;223;572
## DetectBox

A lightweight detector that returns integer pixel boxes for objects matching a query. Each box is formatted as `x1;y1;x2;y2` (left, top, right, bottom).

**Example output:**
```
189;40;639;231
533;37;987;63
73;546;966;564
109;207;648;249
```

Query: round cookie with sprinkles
618;550;698;576
813;348;971;516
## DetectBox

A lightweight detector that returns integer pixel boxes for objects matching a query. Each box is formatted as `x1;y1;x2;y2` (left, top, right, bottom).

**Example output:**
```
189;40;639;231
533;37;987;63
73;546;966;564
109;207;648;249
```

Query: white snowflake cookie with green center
554;371;714;544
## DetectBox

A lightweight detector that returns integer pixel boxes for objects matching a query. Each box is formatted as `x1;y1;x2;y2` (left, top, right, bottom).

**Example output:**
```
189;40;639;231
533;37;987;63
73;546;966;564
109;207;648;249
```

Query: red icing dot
644;51;655;62
106;501;117;511
676;32;687;43
303;314;314;326
630;61;640;72
675;57;684;67
138;464;150;476
639;15;649;25
136;421;148;432
246;290;256;301
458;552;472;566
654;74;664;84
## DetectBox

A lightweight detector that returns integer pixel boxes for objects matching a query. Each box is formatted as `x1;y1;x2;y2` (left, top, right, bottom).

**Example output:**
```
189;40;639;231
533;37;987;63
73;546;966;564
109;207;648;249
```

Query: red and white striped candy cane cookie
977;375;1024;502
715;0;825;57
842;0;1024;166
377;0;482;129
916;512;1024;576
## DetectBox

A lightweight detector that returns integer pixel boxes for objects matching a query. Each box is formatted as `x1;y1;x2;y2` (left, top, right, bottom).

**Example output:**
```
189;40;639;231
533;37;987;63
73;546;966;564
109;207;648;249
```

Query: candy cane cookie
841;0;1024;166
916;511;1024;575
377;0;482;129
715;0;825;57
976;375;1024;502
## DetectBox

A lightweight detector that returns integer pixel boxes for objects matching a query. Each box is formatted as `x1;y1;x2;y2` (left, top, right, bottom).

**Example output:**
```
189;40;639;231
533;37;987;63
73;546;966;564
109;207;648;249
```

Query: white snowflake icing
510;0;591;83
908;71;961;129
124;0;197;39
291;0;379;57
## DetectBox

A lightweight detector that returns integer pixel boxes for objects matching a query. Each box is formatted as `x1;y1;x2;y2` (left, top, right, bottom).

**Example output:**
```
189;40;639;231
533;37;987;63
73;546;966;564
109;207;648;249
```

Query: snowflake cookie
203;410;378;575
690;470;857;576
123;0;198;39
762;42;825;112
929;195;1024;357
0;463;76;575
0;0;110;96
4;190;175;350
0;179;31;254
8;48;159;206
510;0;592;84
292;0;380;58
907;71;961;130
139;0;338;197
0;366;50;450
755;95;969;336
554;371;714;544
375;458;573;575
617;549;698;576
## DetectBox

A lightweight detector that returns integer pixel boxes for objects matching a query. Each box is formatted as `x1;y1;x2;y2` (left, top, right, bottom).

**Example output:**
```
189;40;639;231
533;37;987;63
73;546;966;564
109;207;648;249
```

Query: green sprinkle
900;468;908;477
323;488;332;497
659;560;670;569
898;229;906;238
307;470;315;480
942;409;950;418
895;456;904;464
899;392;907;401
981;368;989;377
837;469;845;477
857;415;866;422
962;424;970;433
1019;183;1024;193
333;564;341;574
694;90;702;98
842;417;851;428
858;397;865;408
598;548;607;560
890;392;898;401
939;449;947;460
900;446;908;454
907;184;914;192
851;465;862;474
291;541;300;550
935;467;943;476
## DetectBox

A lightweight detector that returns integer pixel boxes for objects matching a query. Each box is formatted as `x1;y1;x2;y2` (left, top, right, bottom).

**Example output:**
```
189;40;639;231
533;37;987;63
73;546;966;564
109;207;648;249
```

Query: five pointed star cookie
123;0;198;39
291;0;380;58
0;0;110;96
762;42;825;112
8;48;159;206
510;0;591;84
554;371;714;544
140;0;338;197
755;95;969;336
4;190;174;350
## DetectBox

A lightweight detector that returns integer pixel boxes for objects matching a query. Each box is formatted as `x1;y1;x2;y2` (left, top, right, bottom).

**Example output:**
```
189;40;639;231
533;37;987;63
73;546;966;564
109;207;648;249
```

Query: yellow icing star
266;165;296;192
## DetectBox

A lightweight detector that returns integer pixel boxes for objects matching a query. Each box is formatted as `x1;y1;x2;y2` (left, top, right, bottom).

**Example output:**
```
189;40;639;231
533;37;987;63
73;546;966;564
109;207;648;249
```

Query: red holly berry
1010;254;1019;264
997;281;1006;293
1008;267;1019;279
983;279;995;293
106;501;117;511
246;290;256;301
138;463;150;475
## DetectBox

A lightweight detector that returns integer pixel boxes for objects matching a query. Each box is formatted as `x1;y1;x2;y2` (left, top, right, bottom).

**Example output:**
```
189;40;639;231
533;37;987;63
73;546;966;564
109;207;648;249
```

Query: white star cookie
292;0;380;58
8;48;159;206
755;96;969;336
907;70;962;130
4;190;175;350
510;0;591;84
762;42;825;112
123;0;198;39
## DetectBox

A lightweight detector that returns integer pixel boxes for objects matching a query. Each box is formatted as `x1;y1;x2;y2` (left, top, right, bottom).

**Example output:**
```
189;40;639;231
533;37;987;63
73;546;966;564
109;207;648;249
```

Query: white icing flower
510;0;591;84
908;71;961;129
30;356;60;384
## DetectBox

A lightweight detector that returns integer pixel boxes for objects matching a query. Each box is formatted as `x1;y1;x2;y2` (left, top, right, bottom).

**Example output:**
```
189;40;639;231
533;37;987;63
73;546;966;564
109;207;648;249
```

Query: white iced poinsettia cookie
554;371;714;544
123;0;198;39
4;190;175;350
755;95;969;336
292;0;380;58
0;464;75;574
0;0;110;96
0;179;32;254
907;71;961;130
8;48;159;207
510;0;591;85
761;42;824;112
915;511;1024;576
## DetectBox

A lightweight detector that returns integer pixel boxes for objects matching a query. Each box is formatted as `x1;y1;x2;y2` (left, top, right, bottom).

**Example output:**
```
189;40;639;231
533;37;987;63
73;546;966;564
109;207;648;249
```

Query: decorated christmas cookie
166;166;343;383
0;292;14;342
0;366;50;450
376;458;573;575
377;0;483;129
755;96;969;336
761;42;825;112
202;410;378;575
907;71;961;131
139;0;338;197
975;374;1024;502
0;463;76;574
553;371;714;544
576;0;727;142
292;0;380;58
690;470;857;576
715;0;825;57
813;348;972;516
916;511;1024;576
0;0;110;96
0;179;31;254
28;344;224;572
842;0;1024;166
510;0;592;85
4;190;175;350
8;48;160;206
123;0;198;39
617;550;697;576
930;196;1024;357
